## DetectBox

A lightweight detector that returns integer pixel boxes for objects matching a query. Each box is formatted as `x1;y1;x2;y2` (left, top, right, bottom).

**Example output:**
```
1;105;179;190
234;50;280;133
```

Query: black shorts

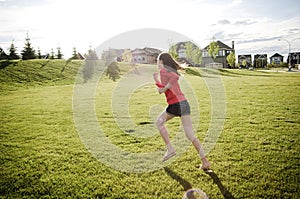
166;100;191;117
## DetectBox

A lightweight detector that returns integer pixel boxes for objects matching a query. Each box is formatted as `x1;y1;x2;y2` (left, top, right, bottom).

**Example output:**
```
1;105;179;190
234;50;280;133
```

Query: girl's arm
153;72;172;94
158;83;171;94
153;72;163;88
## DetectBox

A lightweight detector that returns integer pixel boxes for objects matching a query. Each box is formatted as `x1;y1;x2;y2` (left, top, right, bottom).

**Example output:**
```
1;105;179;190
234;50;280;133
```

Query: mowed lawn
0;60;299;198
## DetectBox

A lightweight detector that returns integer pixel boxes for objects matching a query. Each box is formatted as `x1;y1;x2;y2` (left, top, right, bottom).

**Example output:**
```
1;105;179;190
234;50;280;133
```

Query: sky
0;0;300;60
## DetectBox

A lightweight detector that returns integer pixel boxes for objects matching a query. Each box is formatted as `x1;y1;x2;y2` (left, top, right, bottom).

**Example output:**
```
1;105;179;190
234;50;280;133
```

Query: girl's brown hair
158;52;180;75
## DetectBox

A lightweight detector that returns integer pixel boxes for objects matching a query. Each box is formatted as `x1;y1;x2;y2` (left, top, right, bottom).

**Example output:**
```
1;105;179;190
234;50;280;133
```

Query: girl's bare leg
156;111;175;161
181;115;211;170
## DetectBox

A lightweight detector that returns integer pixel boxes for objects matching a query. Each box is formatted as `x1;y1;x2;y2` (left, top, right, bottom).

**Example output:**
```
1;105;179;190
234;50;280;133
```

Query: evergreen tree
0;47;9;60
8;42;19;60
85;48;98;60
82;47;98;83
106;61;120;81
57;47;63;59
70;47;83;60
21;33;36;60
71;47;78;59
37;48;42;59
50;49;54;59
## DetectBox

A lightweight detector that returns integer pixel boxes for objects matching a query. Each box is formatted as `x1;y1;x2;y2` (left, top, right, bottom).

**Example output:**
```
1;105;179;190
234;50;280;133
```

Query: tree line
0;33;96;61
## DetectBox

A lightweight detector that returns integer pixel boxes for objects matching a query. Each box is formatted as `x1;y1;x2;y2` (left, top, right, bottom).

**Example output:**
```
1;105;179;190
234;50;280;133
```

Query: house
131;47;161;64
270;53;284;64
173;41;198;66
238;54;252;68
287;52;300;67
253;54;267;68
202;40;235;68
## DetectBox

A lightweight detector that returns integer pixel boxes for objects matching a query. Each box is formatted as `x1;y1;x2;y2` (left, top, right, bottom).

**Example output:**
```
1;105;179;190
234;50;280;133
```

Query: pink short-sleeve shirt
156;67;187;105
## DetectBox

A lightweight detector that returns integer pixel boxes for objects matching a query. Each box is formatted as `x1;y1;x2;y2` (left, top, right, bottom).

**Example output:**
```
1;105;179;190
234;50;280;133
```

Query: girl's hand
158;87;165;94
153;72;159;82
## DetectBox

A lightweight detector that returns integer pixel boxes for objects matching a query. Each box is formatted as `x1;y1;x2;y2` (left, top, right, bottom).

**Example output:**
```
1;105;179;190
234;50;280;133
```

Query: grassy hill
0;59;83;92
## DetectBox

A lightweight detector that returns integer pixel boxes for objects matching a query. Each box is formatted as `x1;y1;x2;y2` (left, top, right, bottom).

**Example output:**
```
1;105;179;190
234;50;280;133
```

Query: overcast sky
0;0;299;59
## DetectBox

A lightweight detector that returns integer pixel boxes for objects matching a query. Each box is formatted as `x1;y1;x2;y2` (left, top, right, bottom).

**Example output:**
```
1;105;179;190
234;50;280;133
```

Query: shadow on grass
164;167;192;191
164;167;235;199
40;59;50;68
164;167;202;199
0;60;17;70
205;170;235;199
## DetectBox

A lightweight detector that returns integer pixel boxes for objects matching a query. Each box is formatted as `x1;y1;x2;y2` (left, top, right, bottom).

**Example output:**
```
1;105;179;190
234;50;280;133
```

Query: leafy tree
56;47;63;59
242;60;247;68
208;37;219;62
8;42;19;60
191;46;202;65
0;47;9;60
226;51;236;68
185;42;202;65
122;49;132;62
169;43;178;60
21;33;36;60
185;42;194;61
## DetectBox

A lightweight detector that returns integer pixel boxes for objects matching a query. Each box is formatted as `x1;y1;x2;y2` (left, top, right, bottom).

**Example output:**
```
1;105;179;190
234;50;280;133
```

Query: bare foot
200;157;211;170
162;150;176;162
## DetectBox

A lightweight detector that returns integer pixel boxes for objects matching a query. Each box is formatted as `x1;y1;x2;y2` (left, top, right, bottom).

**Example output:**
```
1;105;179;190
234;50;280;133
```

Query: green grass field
0;60;299;198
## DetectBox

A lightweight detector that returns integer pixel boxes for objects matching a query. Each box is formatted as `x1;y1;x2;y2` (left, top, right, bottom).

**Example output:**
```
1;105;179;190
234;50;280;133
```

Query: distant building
253;54;268;68
238;54;252;68
173;41;198;66
270;53;284;64
287;52;300;67
202;40;235;68
131;47;161;64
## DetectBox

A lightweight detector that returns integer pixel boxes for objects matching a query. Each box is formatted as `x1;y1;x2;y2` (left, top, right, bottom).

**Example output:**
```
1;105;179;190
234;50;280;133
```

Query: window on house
202;51;209;57
178;49;186;58
218;50;224;56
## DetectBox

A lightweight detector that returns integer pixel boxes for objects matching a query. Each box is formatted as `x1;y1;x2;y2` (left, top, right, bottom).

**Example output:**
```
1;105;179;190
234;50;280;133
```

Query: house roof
174;41;198;52
254;54;267;59
143;47;162;55
270;53;283;58
238;54;252;57
204;40;233;50
132;47;161;55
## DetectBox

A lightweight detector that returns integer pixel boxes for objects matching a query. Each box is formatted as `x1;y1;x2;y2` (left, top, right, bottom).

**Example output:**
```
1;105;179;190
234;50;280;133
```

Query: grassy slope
0;61;299;198
0;60;82;92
